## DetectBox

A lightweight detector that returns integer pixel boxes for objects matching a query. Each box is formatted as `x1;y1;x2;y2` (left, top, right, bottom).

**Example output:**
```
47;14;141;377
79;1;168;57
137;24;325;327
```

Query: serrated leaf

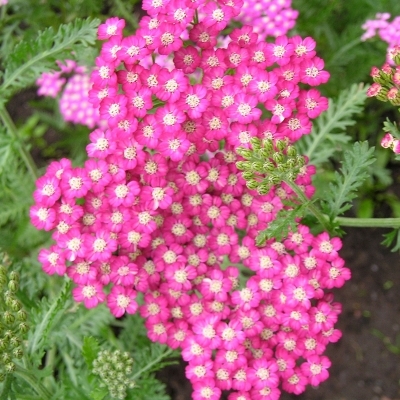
82;336;100;370
296;83;368;167
381;229;400;252
321;141;376;219
27;279;73;365
0;18;100;100
256;201;311;246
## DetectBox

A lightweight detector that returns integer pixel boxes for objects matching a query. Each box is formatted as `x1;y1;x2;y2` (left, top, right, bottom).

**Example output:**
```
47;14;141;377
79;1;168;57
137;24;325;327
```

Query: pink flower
38;246;66;275
97;17;125;40
107;285;138;317
72;281;105;308
300;355;331;386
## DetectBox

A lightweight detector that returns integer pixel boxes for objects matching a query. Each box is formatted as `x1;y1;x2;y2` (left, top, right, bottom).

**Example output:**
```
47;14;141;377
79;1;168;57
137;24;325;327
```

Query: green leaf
0;18;100;101
296;83;368;167
381;229;400;252
321;141;376;219
256;201;311;246
82;337;100;370
89;388;108;400
27;279;73;365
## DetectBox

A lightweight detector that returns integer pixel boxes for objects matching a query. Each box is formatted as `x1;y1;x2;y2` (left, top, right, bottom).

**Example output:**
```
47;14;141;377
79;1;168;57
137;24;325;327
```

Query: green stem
0;106;39;181
131;348;174;381
336;216;400;228
284;180;332;233
14;364;53;400
0;373;13;399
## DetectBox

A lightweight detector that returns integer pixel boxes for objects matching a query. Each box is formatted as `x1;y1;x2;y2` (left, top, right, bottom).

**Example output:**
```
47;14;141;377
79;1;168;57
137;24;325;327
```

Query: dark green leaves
321;141;376;219
0;18;100;101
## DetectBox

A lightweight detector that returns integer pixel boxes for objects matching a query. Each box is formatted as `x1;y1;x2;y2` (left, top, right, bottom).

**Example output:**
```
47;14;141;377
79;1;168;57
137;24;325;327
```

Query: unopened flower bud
258;148;271;159
9;271;19;283
286;145;297;157
242;171;254;180
16;310;27;322
18;323;29;334
263;161;276;172
235;147;252;159
257;184;271;195
5;362;15;373
2;353;11;364
8;280;18;293
3;311;15;325
13;348;23;359
276;139;286;152
250;137;261;151
262;139;273;152
235;161;250;171
0;373;5;382
246;180;259;190
9;336;21;348
272;152;284;164
11;300;22;312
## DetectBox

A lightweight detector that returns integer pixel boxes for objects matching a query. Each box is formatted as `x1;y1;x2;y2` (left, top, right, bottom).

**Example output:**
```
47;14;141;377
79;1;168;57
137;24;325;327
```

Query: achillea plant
28;1;353;399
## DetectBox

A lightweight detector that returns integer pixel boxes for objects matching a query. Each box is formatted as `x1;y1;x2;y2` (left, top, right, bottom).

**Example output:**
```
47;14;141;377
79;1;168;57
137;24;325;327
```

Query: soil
158;227;400;400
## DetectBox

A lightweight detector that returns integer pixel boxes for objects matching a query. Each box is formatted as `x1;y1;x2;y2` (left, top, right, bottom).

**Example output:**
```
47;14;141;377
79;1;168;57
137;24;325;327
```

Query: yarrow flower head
238;0;299;40
36;60;102;129
362;13;400;64
30;5;346;400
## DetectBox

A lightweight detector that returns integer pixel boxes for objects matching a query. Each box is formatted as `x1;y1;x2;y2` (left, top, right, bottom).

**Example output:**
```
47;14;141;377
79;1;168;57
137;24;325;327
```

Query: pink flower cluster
30;2;344;399
362;13;400;64
36;60;101;129
239;0;299;39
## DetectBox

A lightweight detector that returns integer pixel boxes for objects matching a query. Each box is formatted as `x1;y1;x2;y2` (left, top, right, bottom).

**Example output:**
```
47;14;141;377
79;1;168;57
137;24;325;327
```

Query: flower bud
263;162;276;172
9;271;19;283
246;180;259;190
0;373;5;382
9;336;21;348
286;145;297;157
5;362;15;373
242;171;254;181
8;280;18;293
16;310;27;322
18;323;29;334
272;152;284;164
13;348;23;359
235;148;252;159
2;353;11;364
262;139;273;152
257;184;271;195
275;139;286;152
3;311;15;325
250;137;261;151
10;300;22;312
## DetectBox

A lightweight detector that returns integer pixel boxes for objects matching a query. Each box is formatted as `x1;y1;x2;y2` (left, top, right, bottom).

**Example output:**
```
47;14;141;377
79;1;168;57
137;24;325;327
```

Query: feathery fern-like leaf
321;141;376;219
296;83;368;167
0;18;99;101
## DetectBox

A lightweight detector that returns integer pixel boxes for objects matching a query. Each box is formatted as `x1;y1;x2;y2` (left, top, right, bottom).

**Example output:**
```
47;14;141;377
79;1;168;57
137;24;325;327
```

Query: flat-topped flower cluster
30;1;349;399
36;60;100;129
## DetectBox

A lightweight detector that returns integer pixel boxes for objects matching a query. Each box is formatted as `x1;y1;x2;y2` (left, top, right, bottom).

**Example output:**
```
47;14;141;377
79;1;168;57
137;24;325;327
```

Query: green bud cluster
236;138;306;194
369;54;400;106
0;252;29;382
92;349;135;399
